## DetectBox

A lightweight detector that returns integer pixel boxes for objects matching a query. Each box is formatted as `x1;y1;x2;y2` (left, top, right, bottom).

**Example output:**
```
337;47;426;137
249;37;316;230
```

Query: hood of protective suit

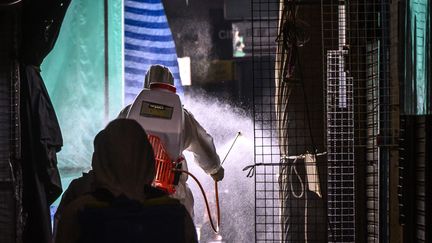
144;64;174;88
91;119;156;202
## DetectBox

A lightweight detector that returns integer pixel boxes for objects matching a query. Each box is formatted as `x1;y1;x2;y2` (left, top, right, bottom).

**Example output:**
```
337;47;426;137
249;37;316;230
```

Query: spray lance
174;131;242;234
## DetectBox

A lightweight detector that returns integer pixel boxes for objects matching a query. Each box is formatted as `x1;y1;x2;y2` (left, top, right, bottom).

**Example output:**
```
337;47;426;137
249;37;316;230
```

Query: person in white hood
120;65;224;217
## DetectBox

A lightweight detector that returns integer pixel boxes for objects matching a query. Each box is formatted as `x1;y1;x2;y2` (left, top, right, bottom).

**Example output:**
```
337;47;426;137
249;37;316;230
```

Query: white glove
211;167;224;181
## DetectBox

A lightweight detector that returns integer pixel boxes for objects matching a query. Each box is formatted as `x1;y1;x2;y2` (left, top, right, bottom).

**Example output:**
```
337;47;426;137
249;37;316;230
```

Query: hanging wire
289;157;304;198
280;0;316;153
0;0;22;7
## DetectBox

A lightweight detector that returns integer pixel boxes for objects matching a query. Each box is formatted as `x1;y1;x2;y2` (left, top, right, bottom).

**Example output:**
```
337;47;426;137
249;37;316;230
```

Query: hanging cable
289;157;304;198
296;39;318;154
174;169;220;233
0;0;22;7
172;132;240;233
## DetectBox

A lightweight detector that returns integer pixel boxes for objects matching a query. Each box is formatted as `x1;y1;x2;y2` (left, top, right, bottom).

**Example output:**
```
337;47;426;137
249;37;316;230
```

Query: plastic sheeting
404;0;431;115
41;0;123;172
123;0;183;104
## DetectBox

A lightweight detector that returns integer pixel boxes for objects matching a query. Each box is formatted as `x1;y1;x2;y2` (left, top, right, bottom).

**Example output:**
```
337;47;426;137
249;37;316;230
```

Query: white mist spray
182;91;255;243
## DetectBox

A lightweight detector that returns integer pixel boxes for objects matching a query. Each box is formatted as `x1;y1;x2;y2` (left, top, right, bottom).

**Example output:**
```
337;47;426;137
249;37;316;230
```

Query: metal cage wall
252;0;326;242
252;0;396;242
321;0;393;242
0;4;21;243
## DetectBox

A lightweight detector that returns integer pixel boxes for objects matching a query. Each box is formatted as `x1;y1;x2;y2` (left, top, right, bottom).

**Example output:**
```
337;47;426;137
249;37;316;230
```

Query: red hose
174;169;220;233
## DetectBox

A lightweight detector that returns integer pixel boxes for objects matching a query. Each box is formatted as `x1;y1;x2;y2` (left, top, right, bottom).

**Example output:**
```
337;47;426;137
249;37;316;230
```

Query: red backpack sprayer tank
147;130;241;238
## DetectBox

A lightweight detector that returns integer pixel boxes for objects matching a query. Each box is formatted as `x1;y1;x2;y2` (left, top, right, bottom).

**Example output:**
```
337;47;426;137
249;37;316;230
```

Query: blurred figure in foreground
55;119;197;243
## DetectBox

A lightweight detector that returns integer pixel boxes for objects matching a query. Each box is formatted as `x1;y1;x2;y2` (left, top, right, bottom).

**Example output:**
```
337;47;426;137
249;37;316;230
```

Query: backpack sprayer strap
172;156;184;186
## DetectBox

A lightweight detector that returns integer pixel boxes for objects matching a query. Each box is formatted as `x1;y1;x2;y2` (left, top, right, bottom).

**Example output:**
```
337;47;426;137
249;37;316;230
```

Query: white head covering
144;64;174;89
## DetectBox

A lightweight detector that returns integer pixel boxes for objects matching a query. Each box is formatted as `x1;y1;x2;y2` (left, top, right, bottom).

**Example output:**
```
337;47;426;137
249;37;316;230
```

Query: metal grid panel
251;0;282;239
326;50;355;242
253;0;326;242
251;0;280;241
0;7;20;243
322;0;393;242
415;118;427;242
0;11;12;184
252;0;394;242
399;116;431;242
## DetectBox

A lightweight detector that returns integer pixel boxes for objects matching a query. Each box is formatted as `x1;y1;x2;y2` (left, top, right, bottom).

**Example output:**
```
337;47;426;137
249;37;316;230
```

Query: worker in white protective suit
120;65;224;217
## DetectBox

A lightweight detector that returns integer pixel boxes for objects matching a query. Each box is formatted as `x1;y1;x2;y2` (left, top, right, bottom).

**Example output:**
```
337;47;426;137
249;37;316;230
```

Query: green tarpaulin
42;0;123;173
404;0;431;115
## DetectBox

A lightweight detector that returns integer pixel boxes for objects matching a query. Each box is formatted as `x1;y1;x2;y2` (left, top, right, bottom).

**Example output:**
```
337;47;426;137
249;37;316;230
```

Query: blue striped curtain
124;0;183;104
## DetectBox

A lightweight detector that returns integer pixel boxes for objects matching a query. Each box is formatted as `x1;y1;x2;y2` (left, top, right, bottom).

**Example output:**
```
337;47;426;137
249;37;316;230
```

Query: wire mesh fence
252;0;395;242
0;7;20;243
252;0;326;242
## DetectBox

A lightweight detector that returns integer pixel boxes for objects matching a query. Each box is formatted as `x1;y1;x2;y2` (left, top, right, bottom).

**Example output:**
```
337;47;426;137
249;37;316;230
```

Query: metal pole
104;0;109;123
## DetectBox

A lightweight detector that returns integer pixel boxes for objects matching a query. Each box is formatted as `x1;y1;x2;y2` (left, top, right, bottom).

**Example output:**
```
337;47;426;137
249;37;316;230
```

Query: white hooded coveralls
122;90;221;218
174;108;222;217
